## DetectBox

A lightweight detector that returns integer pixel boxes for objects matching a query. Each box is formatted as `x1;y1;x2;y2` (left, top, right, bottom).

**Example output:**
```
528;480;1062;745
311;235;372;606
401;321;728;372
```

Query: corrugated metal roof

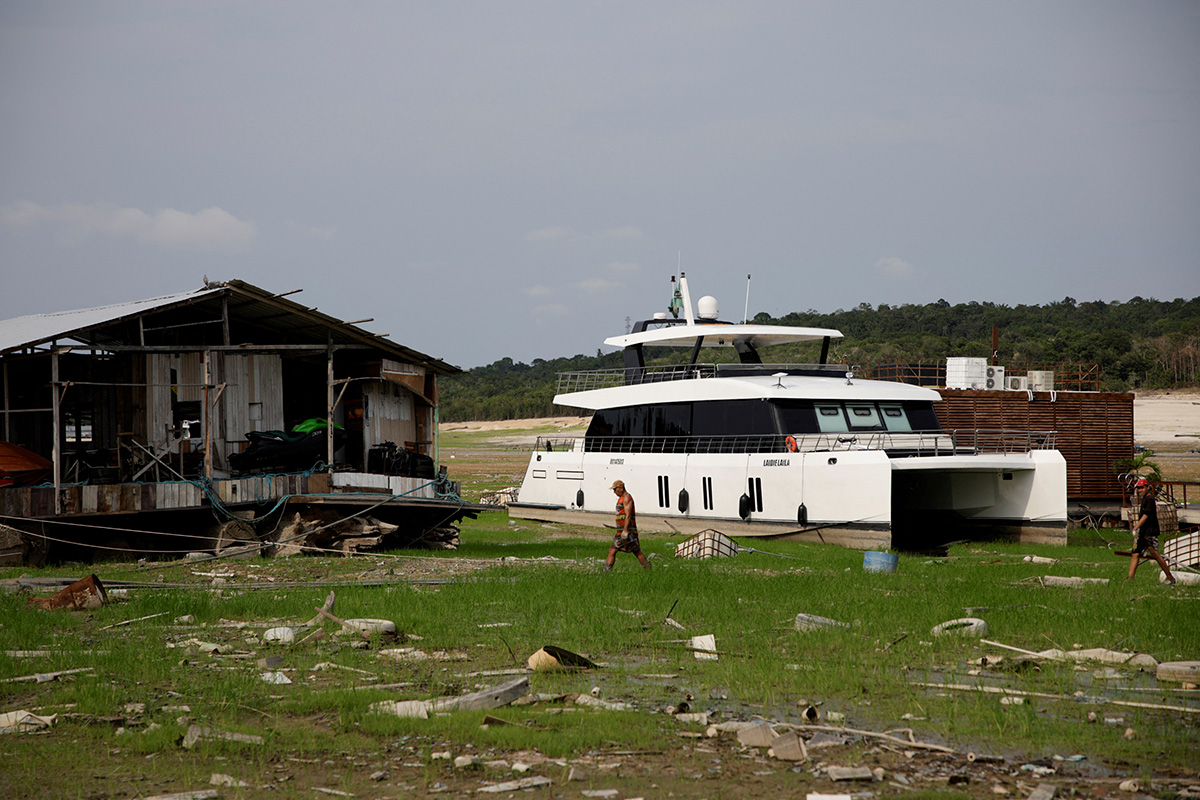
0;281;461;374
0;288;221;355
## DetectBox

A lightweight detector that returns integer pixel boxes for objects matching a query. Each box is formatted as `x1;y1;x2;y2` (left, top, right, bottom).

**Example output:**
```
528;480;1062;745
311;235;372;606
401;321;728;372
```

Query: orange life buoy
785;435;798;453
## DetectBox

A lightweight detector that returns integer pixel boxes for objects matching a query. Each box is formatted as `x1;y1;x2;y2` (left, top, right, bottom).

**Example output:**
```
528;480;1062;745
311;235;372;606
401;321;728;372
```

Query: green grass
2;439;1199;796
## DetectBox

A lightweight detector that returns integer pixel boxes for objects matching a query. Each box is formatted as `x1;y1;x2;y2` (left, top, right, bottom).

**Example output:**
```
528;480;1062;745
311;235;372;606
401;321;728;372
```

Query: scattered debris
0;709;56;734
209;773;249;787
260;671;292;685
1022;555;1058;564
527;645;598;671
372;676;531;718
480;487;519;506
931;618;988;637
912;680;1199;714
379;647;468;662
0;667;94;684
767;732;808;761
180;724;265;749
1157;661;1200;683
100;611;169;631
342;618;398;636
826;765;875;781
477;776;552;793
263;627;296;645
736;722;778;747
690;634;718;661
1028;783;1057;800
1039;576;1109;587
674;530;739;559
795;614;849;632
28;574;108;610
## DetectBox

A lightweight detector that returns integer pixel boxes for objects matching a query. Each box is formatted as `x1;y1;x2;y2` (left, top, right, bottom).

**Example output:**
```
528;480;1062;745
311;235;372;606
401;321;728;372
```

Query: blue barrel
863;550;898;573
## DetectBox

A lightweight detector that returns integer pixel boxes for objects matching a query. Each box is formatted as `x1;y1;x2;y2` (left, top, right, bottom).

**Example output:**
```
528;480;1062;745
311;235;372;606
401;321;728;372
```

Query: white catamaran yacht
509;275;1067;549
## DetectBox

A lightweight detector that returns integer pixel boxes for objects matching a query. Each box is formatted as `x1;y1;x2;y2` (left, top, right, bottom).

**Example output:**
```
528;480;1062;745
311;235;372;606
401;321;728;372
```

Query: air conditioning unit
1028;370;1055;392
1007;375;1029;391
984;365;1005;390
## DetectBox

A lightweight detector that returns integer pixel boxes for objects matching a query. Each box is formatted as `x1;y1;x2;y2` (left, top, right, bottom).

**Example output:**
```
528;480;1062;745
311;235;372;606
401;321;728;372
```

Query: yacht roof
556;373;940;410
604;322;843;351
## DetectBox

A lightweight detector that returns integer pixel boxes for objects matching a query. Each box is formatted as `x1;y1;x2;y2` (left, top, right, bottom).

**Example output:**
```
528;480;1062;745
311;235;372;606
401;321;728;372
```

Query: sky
2;2;1199;369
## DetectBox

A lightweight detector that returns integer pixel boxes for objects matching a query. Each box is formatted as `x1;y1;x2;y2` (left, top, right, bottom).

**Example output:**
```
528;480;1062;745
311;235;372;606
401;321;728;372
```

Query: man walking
1128;477;1176;585
605;480;650;572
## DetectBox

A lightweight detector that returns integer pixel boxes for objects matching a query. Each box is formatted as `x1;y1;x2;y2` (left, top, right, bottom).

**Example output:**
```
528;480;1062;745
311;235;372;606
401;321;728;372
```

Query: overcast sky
2;2;1198;368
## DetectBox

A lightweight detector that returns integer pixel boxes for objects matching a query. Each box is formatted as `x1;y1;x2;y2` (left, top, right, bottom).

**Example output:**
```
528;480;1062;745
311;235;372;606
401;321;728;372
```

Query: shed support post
2;360;8;441
326;338;335;469
51;348;61;514
203;351;212;480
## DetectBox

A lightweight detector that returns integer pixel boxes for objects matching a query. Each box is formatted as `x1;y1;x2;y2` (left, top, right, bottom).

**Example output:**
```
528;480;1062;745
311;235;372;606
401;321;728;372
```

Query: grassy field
1;425;1198;799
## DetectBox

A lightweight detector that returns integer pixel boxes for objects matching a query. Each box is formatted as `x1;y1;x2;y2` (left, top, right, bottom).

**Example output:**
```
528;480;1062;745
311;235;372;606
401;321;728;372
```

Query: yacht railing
556;363;846;393
532;429;1057;456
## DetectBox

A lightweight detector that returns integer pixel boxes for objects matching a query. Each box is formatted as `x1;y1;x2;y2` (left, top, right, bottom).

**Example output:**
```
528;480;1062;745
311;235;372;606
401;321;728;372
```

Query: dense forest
440;295;1200;421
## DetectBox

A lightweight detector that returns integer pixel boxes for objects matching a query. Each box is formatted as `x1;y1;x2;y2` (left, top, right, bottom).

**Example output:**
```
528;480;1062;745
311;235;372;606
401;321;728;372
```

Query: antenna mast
743;273;751;323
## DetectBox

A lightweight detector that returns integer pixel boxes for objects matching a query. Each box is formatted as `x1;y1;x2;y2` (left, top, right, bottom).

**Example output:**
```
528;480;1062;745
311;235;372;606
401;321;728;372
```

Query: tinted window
773;400;819;434
904;401;941;431
692;399;777;436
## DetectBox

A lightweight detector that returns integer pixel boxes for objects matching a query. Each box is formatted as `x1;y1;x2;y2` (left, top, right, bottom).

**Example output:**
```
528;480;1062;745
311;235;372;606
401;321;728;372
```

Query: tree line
440;295;1200;421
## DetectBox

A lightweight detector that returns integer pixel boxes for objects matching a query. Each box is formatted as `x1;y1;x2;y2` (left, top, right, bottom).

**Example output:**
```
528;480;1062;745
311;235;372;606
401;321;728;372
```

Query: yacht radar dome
697;296;719;320
653;312;669;320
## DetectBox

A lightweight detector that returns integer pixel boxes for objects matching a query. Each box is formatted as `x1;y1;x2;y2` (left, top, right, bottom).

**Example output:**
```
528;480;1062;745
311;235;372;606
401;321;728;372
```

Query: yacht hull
510;446;1068;549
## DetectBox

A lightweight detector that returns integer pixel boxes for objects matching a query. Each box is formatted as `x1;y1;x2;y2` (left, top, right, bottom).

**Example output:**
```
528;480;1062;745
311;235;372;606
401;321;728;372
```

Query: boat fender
797;503;807;526
738;493;751;520
678;488;689;513
575;489;584;508
785;435;798;453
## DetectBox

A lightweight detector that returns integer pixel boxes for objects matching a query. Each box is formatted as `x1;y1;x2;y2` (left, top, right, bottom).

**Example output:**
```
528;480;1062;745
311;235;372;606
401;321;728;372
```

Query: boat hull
510;444;1068;550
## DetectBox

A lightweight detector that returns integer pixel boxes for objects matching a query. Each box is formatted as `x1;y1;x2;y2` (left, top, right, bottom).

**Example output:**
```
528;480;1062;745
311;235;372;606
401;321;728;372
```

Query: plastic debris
690;634;718;661
736;722;778;747
181;724;264;749
795;613;849;632
674;530;739;559
931;618;988;637
527;645;598;671
0;709;56;734
768;732;808;762
263;627;296;645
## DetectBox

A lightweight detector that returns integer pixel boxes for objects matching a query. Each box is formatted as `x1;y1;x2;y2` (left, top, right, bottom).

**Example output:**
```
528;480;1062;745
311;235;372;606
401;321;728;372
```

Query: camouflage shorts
612;530;642;554
1134;531;1160;554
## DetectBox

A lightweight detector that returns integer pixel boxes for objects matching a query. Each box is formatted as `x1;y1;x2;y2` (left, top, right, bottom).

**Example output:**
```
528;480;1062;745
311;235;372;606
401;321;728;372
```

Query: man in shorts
1128;477;1176;585
605;480;650;572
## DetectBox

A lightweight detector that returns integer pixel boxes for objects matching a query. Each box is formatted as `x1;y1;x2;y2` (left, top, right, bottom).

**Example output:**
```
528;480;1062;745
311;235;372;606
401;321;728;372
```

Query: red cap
1135;477;1149;487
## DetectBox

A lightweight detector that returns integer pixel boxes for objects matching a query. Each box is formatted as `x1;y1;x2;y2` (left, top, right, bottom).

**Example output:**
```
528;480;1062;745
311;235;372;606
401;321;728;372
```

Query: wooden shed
0;281;474;552
935;389;1133;501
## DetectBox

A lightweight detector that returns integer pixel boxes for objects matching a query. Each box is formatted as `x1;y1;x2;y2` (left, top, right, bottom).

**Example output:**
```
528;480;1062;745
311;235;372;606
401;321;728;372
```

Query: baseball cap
610;480;625;490
1135;477;1149;487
